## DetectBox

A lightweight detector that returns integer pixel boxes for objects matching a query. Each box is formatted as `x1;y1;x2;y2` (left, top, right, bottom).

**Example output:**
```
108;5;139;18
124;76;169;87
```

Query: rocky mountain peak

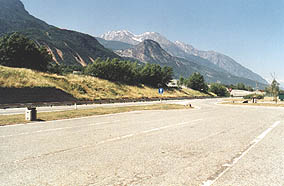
174;41;196;54
101;30;170;46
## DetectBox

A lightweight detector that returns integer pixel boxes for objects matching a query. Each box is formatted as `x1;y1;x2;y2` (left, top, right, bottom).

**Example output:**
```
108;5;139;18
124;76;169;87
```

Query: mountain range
114;39;267;88
101;30;267;85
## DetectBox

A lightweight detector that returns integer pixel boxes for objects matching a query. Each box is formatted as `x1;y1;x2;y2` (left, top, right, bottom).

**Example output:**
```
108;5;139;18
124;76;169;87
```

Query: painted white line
202;120;281;186
0;110;145;128
0;115;197;138
95;119;203;147
2;118;204;166
0;121;111;138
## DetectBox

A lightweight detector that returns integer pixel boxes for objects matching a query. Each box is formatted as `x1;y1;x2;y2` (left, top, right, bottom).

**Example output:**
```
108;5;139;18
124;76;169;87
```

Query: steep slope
96;37;134;51
116;40;267;88
102;30;267;84
0;0;119;66
174;41;267;84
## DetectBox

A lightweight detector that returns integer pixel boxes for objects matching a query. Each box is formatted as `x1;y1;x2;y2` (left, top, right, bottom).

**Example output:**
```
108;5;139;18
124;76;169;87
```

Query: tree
177;76;185;87
271;79;280;103
209;83;229;97
186;72;208;92
160;66;173;87
247;86;254;92
236;83;246;90
0;32;52;71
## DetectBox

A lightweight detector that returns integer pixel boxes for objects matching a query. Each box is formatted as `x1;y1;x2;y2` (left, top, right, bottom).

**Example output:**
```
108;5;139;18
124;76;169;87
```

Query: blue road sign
159;88;164;94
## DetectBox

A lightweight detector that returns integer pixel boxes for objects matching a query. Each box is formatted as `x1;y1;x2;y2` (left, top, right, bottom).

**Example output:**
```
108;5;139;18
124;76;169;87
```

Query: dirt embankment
0;87;77;104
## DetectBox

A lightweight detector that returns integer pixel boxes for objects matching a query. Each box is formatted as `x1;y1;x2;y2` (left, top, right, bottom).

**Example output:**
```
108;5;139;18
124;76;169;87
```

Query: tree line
177;73;229;97
49;58;173;87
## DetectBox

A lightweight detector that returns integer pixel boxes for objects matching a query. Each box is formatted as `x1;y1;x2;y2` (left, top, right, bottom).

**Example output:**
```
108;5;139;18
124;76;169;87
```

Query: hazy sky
21;0;284;86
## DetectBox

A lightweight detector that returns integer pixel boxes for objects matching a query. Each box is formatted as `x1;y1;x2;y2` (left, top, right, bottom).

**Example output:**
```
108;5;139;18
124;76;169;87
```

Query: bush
209;83;229;97
0;32;52;71
47;63;83;75
243;94;264;99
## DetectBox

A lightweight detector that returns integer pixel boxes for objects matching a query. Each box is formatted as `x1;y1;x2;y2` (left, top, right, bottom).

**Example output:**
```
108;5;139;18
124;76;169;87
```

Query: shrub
209;83;229;97
243;94;264;99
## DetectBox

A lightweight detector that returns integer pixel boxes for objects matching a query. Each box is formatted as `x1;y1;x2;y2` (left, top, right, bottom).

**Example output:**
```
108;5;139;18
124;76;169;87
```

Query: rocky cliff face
117;40;173;64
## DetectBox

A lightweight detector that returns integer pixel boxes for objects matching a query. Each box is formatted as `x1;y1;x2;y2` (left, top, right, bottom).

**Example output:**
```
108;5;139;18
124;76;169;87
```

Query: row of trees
48;58;173;87
83;58;173;87
178;73;282;98
226;83;254;91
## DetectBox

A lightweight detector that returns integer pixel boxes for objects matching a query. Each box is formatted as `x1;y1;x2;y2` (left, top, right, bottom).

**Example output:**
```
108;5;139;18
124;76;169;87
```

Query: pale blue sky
21;0;284;85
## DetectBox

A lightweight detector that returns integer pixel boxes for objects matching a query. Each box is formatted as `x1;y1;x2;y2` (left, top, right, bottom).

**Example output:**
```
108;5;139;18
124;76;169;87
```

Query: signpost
159;88;164;102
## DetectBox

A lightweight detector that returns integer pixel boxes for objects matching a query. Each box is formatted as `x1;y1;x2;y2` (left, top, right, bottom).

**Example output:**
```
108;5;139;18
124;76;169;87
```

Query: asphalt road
1;99;284;185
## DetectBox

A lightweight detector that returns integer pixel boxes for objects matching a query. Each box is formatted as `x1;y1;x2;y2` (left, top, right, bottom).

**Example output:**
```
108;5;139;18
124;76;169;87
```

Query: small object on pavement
25;107;37;121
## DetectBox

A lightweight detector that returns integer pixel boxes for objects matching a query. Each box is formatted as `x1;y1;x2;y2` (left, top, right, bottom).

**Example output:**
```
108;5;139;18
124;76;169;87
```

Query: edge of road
202;120;282;186
216;101;284;110
0;97;219;116
0;96;215;109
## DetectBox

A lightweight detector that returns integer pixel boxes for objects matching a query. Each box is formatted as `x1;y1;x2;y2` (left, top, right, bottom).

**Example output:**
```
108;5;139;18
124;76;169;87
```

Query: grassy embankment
0;65;209;101
0;65;205;125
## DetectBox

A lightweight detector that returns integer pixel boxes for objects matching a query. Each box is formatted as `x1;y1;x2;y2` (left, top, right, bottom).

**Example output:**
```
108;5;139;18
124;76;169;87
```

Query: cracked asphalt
1;99;284;185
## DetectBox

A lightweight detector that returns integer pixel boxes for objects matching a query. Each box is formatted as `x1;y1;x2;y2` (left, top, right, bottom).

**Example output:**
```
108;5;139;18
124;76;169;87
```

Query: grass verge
0;104;190;126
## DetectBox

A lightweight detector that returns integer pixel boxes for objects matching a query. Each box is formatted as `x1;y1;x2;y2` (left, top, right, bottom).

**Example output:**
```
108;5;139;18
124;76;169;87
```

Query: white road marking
202;120;281;186
89;119;203;148
0;110;144;128
0;116;180;138
0;121;112;138
0;109;198;138
3;119;203;166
